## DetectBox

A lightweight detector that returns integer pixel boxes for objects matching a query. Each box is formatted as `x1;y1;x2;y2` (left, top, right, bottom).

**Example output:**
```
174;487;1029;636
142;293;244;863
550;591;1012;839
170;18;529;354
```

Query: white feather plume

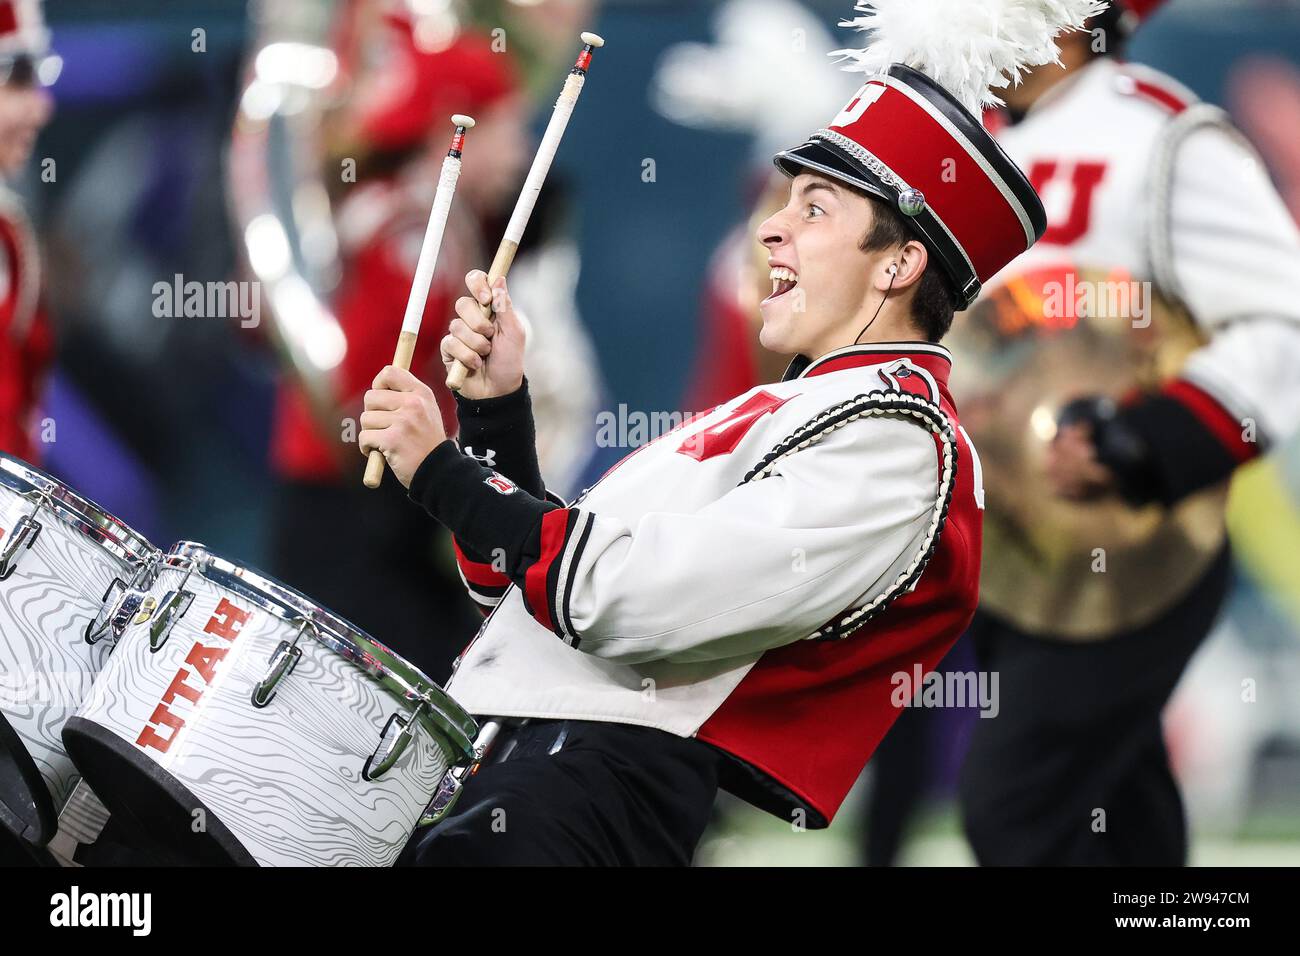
651;0;857;160
831;0;1109;115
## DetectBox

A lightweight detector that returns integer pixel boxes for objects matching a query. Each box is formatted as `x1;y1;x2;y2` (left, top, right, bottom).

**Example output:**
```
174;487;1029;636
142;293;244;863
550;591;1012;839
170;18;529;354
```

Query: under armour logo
463;446;497;467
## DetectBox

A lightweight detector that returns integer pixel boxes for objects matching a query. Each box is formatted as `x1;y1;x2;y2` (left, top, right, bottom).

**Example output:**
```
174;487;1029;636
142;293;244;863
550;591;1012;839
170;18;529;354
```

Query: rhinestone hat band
811;128;926;217
810;126;982;304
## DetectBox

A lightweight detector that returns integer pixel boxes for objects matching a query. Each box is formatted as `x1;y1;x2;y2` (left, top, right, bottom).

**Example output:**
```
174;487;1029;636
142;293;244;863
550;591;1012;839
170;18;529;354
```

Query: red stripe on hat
830;84;1029;283
0;3;18;35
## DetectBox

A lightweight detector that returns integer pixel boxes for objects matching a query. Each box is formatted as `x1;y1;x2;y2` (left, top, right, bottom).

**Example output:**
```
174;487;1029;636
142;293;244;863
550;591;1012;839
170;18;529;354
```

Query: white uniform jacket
412;343;983;826
987;57;1300;477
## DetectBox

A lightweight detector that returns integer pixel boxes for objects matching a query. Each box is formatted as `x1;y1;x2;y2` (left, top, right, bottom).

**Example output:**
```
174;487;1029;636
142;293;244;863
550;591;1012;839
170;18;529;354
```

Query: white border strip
799;342;954;379
551;510;591;646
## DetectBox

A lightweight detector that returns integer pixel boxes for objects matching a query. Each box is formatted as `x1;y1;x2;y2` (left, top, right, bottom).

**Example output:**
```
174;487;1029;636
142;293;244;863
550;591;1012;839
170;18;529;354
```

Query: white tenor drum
0;452;158;846
64;541;478;866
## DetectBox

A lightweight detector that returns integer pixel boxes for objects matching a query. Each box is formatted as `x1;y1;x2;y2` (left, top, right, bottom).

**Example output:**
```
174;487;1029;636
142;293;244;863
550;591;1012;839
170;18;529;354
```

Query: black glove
1057;388;1249;508
1056;396;1160;507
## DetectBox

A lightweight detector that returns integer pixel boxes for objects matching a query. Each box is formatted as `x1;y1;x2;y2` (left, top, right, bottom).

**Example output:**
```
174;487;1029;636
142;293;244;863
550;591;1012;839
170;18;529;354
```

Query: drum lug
421;766;468;825
0;513;42;581
418;720;503;826
0;488;52;581
250;617;312;708
86;578;161;645
110;588;149;636
85;551;169;646
84;578;126;645
147;556;197;651
149;589;195;652
250;640;301;707
362;702;427;781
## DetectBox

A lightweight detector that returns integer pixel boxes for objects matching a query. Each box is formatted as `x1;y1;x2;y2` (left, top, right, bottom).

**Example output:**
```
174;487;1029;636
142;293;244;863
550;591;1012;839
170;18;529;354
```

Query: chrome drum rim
163;541;478;762
0;453;157;569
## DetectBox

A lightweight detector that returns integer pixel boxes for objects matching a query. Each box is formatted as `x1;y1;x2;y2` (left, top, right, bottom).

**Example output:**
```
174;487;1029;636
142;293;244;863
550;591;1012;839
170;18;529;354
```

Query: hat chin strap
851;267;898;347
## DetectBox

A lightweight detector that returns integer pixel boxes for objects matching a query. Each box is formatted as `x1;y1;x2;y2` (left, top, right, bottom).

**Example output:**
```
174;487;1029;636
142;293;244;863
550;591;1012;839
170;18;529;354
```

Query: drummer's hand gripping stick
444;32;605;393
363;115;475;489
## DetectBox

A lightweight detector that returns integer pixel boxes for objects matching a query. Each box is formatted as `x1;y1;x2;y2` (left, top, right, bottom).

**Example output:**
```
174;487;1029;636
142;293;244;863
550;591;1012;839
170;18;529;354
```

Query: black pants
399;719;720;866
861;695;932;866
959;546;1232;866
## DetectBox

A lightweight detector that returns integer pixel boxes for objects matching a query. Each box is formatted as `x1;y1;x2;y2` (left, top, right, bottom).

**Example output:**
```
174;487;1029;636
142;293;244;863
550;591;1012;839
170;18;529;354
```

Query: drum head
62;716;256;866
0;711;56;845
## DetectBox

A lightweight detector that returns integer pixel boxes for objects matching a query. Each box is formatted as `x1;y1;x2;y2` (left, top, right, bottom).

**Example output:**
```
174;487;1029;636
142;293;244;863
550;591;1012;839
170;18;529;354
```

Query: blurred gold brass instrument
947;265;1228;641
227;0;353;460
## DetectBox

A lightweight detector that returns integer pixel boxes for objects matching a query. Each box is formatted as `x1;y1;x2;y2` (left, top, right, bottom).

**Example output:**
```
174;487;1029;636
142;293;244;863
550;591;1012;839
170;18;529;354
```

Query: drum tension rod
149;558;197;653
0;488;51;581
86;554;170;647
362;701;428;782
419;719;504;827
251;617;313;708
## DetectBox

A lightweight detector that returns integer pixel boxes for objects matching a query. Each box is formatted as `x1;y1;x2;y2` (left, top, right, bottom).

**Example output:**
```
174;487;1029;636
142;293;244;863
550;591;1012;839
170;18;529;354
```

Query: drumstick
445;31;606;393
363;115;475;489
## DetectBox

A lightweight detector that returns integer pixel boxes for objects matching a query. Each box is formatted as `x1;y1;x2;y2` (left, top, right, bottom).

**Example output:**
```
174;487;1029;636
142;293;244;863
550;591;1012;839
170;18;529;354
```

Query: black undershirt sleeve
1059;392;1242;508
418;379;551;580
1110;395;1240;506
408;440;556;581
453;378;545;498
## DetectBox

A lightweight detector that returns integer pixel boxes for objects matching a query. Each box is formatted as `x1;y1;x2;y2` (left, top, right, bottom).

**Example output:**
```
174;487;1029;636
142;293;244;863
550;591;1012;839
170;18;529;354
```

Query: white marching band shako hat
775;0;1109;308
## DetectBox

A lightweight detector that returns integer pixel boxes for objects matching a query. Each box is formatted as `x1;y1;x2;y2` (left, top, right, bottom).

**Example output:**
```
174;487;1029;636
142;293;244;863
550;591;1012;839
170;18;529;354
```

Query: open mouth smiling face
764;264;800;304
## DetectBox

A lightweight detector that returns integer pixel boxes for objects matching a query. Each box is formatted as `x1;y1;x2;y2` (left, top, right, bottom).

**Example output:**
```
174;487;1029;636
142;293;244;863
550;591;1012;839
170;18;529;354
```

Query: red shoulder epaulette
1117;65;1195;115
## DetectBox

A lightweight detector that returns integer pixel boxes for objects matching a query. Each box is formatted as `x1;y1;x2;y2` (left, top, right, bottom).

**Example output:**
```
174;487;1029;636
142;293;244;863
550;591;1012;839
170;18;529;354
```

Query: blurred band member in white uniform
950;0;1300;865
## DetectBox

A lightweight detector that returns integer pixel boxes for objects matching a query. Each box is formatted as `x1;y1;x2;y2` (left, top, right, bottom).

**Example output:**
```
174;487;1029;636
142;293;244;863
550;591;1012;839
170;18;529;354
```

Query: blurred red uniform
269;187;466;480
270;20;517;481
266;17;523;682
0;197;50;461
0;0;56;463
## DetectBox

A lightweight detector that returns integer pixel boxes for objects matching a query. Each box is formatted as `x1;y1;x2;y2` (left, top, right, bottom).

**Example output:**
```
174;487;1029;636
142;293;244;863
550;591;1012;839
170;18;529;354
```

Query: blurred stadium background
18;0;1300;864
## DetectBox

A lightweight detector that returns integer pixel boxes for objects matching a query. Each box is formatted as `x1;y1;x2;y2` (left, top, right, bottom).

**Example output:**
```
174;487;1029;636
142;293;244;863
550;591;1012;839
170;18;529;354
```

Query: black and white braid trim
740;389;958;642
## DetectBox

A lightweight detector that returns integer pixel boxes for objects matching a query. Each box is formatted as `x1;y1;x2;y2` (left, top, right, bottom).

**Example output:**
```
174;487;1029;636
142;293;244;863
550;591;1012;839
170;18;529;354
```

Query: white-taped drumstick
363;115;475;489
445;32;605;393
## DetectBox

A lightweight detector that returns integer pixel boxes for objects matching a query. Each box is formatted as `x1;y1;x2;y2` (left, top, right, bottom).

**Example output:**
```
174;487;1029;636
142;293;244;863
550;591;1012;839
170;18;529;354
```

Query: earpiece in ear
887;263;899;277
